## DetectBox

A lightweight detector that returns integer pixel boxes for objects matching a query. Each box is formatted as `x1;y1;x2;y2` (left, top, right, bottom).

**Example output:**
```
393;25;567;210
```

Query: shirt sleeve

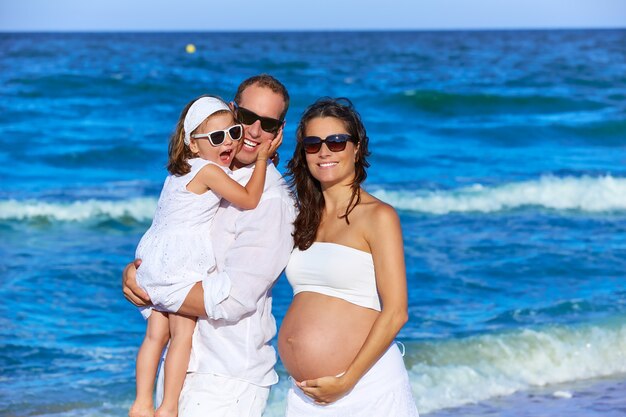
202;194;295;322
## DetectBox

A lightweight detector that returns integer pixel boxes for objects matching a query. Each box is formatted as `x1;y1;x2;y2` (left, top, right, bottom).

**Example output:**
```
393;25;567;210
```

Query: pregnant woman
280;97;419;416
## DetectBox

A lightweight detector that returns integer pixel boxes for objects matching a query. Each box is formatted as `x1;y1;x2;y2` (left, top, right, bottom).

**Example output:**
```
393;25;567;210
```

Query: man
123;74;296;417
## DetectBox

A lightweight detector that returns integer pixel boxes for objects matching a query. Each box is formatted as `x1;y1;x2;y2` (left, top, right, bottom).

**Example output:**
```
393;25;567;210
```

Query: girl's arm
195;161;266;210
192;131;283;209
297;203;409;404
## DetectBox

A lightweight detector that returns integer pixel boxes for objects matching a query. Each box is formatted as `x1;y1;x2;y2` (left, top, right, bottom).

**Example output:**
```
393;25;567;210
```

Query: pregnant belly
278;292;378;382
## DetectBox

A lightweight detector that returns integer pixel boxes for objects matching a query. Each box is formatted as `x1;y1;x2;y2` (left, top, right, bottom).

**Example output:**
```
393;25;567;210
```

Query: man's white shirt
187;162;296;386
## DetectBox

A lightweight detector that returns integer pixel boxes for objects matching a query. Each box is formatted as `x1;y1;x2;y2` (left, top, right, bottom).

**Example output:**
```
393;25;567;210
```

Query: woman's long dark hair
286;98;370;250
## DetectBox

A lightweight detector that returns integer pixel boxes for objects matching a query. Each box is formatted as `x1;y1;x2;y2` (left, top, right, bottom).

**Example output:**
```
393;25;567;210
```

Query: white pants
156;369;270;417
286;343;419;416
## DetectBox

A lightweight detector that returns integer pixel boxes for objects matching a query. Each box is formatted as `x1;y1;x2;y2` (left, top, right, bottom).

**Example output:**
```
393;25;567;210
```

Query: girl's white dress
135;158;227;319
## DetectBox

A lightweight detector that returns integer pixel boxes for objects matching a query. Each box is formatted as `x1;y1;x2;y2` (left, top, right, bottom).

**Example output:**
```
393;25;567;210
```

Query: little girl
129;95;281;417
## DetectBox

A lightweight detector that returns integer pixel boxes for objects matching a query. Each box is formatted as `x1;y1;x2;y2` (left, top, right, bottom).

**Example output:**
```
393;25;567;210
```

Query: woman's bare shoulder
359;191;398;216
357;191;400;229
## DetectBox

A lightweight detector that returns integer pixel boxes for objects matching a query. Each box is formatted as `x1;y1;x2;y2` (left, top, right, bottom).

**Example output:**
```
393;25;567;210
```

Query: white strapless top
285;242;381;311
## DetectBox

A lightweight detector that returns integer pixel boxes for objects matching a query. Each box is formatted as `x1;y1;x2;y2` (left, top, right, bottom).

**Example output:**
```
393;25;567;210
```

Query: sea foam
0;197;156;222
373;175;626;214
406;319;626;413
1;175;625;223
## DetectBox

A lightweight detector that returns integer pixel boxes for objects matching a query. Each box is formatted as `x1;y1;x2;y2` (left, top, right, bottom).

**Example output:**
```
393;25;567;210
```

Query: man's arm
178;195;295;322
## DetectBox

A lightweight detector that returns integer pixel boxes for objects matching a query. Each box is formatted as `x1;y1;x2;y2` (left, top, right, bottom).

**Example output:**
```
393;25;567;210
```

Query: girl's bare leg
155;313;196;417
130;311;170;417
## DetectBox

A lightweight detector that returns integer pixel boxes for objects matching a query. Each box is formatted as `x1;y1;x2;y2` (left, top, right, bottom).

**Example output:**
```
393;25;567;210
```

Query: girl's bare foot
129;401;154;417
155;405;177;417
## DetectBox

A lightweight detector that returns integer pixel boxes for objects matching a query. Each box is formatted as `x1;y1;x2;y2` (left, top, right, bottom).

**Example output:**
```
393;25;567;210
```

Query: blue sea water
1;30;625;416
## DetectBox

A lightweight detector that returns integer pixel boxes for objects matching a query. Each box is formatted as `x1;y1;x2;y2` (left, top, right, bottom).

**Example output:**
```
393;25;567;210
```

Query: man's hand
122;259;152;307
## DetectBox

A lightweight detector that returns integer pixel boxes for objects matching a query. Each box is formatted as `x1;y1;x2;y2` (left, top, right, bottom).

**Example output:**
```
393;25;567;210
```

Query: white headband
183;97;231;145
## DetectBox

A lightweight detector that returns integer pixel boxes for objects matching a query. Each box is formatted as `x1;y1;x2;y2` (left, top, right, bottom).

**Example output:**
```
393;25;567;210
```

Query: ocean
1;30;625;416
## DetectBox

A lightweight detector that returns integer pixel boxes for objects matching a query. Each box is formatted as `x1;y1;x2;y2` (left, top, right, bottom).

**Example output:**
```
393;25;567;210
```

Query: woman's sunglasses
191;124;243;146
234;103;284;134
302;134;357;154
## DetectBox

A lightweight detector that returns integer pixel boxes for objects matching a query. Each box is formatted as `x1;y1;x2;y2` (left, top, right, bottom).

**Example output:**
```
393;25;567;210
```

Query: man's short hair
234;74;290;120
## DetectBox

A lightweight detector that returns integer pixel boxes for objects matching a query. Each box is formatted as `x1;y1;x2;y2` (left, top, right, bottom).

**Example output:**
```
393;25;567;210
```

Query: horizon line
1;26;626;34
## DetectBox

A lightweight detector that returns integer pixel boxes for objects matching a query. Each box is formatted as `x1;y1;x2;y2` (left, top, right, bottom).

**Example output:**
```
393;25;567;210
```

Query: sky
1;0;625;32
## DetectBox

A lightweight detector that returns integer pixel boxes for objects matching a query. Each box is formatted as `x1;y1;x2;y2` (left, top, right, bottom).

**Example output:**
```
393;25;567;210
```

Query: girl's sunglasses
191;124;243;146
302;134;357;154
234;103;284;134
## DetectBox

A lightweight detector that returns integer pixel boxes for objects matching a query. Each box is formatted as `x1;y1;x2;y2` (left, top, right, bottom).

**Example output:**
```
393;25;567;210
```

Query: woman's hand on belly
296;373;357;405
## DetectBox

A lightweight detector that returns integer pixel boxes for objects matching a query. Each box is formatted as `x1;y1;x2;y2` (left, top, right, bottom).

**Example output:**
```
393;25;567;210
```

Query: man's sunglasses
234;103;284;134
302;134;357;154
191;124;243;146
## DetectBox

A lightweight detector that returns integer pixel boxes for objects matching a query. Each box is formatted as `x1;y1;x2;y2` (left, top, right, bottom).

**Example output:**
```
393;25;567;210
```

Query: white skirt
285;343;419;417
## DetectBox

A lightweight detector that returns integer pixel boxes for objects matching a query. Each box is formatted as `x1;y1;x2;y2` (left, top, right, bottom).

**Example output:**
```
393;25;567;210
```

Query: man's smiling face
232;84;286;169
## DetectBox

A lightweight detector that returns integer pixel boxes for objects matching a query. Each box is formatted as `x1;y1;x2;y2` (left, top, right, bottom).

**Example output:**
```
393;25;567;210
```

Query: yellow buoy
185;44;196;54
